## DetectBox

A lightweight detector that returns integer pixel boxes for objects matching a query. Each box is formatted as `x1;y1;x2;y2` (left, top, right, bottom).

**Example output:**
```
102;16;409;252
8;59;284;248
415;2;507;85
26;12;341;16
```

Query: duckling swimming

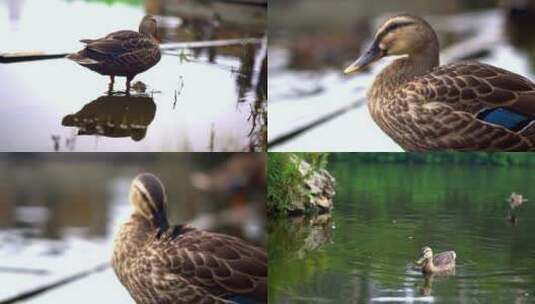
508;192;527;208
416;246;456;274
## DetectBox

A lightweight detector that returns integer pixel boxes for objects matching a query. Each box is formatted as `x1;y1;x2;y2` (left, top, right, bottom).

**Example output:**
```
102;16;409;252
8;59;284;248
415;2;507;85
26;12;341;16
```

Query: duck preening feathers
112;173;267;304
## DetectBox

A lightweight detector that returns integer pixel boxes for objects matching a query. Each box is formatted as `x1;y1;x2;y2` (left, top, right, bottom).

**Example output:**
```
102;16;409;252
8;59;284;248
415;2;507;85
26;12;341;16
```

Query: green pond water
269;162;535;303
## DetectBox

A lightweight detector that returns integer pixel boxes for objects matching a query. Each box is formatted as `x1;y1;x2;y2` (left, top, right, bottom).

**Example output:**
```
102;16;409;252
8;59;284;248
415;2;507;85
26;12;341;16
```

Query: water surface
0;0;266;151
269;162;535;303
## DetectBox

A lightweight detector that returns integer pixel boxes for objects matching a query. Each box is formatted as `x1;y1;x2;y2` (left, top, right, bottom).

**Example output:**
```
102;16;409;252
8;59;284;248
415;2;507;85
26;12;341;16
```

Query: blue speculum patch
224;295;263;304
477;108;532;131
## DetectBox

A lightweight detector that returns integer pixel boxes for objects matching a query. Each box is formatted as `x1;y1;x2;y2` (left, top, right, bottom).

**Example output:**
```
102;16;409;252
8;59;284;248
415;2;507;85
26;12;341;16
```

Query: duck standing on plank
68;15;161;93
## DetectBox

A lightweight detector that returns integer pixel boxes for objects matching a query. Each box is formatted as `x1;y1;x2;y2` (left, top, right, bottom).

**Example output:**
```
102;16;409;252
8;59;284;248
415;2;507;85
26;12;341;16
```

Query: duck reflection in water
62;94;156;141
419;274;434;296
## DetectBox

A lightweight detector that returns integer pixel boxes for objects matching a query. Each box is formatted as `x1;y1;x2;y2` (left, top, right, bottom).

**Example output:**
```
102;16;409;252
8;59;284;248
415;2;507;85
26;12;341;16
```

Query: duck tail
66;52;100;65
80;39;97;44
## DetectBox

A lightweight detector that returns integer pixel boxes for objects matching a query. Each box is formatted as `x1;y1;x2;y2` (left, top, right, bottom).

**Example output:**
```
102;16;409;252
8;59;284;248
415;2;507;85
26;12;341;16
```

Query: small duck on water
68;15;161;93
508;192;527;208
415;246;456;274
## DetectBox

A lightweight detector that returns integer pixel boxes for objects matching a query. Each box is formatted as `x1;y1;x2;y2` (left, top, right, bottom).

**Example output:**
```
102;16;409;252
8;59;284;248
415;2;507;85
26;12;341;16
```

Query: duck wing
80;30;140;44
77;30;153;61
410;61;535;129
390;61;535;150
433;251;456;266
139;226;267;303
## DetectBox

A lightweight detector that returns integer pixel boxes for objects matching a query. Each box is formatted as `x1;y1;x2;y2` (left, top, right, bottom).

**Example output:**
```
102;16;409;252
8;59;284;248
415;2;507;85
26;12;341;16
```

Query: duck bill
155;211;169;231
344;39;385;75
415;257;426;265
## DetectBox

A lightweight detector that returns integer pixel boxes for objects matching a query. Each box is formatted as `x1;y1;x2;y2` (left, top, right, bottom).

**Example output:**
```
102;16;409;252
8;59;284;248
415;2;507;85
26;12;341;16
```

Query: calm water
0;0;266;152
269;162;535;303
0;154;266;303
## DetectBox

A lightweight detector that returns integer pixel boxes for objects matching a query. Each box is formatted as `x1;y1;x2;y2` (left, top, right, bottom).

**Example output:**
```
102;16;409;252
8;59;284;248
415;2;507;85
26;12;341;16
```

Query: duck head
344;14;438;74
416;246;433;265
129;173;169;231
139;15;160;42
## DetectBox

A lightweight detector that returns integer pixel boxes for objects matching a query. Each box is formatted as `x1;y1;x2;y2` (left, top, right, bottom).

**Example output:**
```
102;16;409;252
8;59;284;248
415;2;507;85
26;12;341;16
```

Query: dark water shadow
269;214;334;261
418;271;456;297
61;93;156;142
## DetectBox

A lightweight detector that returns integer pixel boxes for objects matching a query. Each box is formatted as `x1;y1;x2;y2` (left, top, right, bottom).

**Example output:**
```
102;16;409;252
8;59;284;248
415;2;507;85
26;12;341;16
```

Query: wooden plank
0;263;110;304
160;37;262;50
0;38;261;63
0;52;67;63
213;0;267;7
268;99;364;149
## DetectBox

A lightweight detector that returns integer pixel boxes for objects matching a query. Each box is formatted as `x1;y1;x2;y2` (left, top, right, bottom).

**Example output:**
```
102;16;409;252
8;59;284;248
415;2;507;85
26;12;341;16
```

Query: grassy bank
267;153;329;214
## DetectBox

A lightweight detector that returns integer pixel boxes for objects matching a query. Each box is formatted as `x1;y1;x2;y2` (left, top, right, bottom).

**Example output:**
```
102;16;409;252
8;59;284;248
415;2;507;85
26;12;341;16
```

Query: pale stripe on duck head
345;14;439;75
416;246;433;265
129;173;169;231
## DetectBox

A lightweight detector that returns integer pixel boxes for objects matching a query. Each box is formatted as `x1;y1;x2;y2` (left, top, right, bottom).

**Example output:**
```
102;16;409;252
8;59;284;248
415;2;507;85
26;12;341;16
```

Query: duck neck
370;47;439;99
423;258;438;273
113;214;154;262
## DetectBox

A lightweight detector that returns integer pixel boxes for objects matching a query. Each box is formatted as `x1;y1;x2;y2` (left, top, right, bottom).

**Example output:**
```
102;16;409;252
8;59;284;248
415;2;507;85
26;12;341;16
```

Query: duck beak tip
343;66;360;75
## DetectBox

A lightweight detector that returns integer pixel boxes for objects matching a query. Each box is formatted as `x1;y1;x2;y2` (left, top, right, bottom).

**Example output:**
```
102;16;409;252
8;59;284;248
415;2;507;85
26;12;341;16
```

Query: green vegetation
269;161;535;303
267;153;329;214
267;153;302;214
295;152;329;171
331;152;535;166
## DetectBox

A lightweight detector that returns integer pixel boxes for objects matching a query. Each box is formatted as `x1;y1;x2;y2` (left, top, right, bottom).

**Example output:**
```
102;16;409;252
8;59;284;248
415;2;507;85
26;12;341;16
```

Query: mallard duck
68;15;161;93
344;14;535;151
415;246;456;274
508;192;527;208
112;173;267;304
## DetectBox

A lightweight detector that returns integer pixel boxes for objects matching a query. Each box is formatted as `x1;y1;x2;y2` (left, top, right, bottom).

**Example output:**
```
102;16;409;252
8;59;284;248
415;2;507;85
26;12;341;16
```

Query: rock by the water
287;157;336;214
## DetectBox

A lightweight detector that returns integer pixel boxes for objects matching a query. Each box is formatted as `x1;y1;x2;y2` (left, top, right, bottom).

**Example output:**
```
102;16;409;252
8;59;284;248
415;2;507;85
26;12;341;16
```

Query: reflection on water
0;0;266;151
269;162;535;303
61;93;156;143
0;154;266;303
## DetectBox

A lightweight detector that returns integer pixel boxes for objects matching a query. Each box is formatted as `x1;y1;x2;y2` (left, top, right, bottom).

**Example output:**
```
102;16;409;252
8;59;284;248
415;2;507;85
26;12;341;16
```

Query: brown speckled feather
68;20;160;78
412;61;535;115
432;250;456;267
112;216;267;304
379;61;535;151
360;15;535;151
